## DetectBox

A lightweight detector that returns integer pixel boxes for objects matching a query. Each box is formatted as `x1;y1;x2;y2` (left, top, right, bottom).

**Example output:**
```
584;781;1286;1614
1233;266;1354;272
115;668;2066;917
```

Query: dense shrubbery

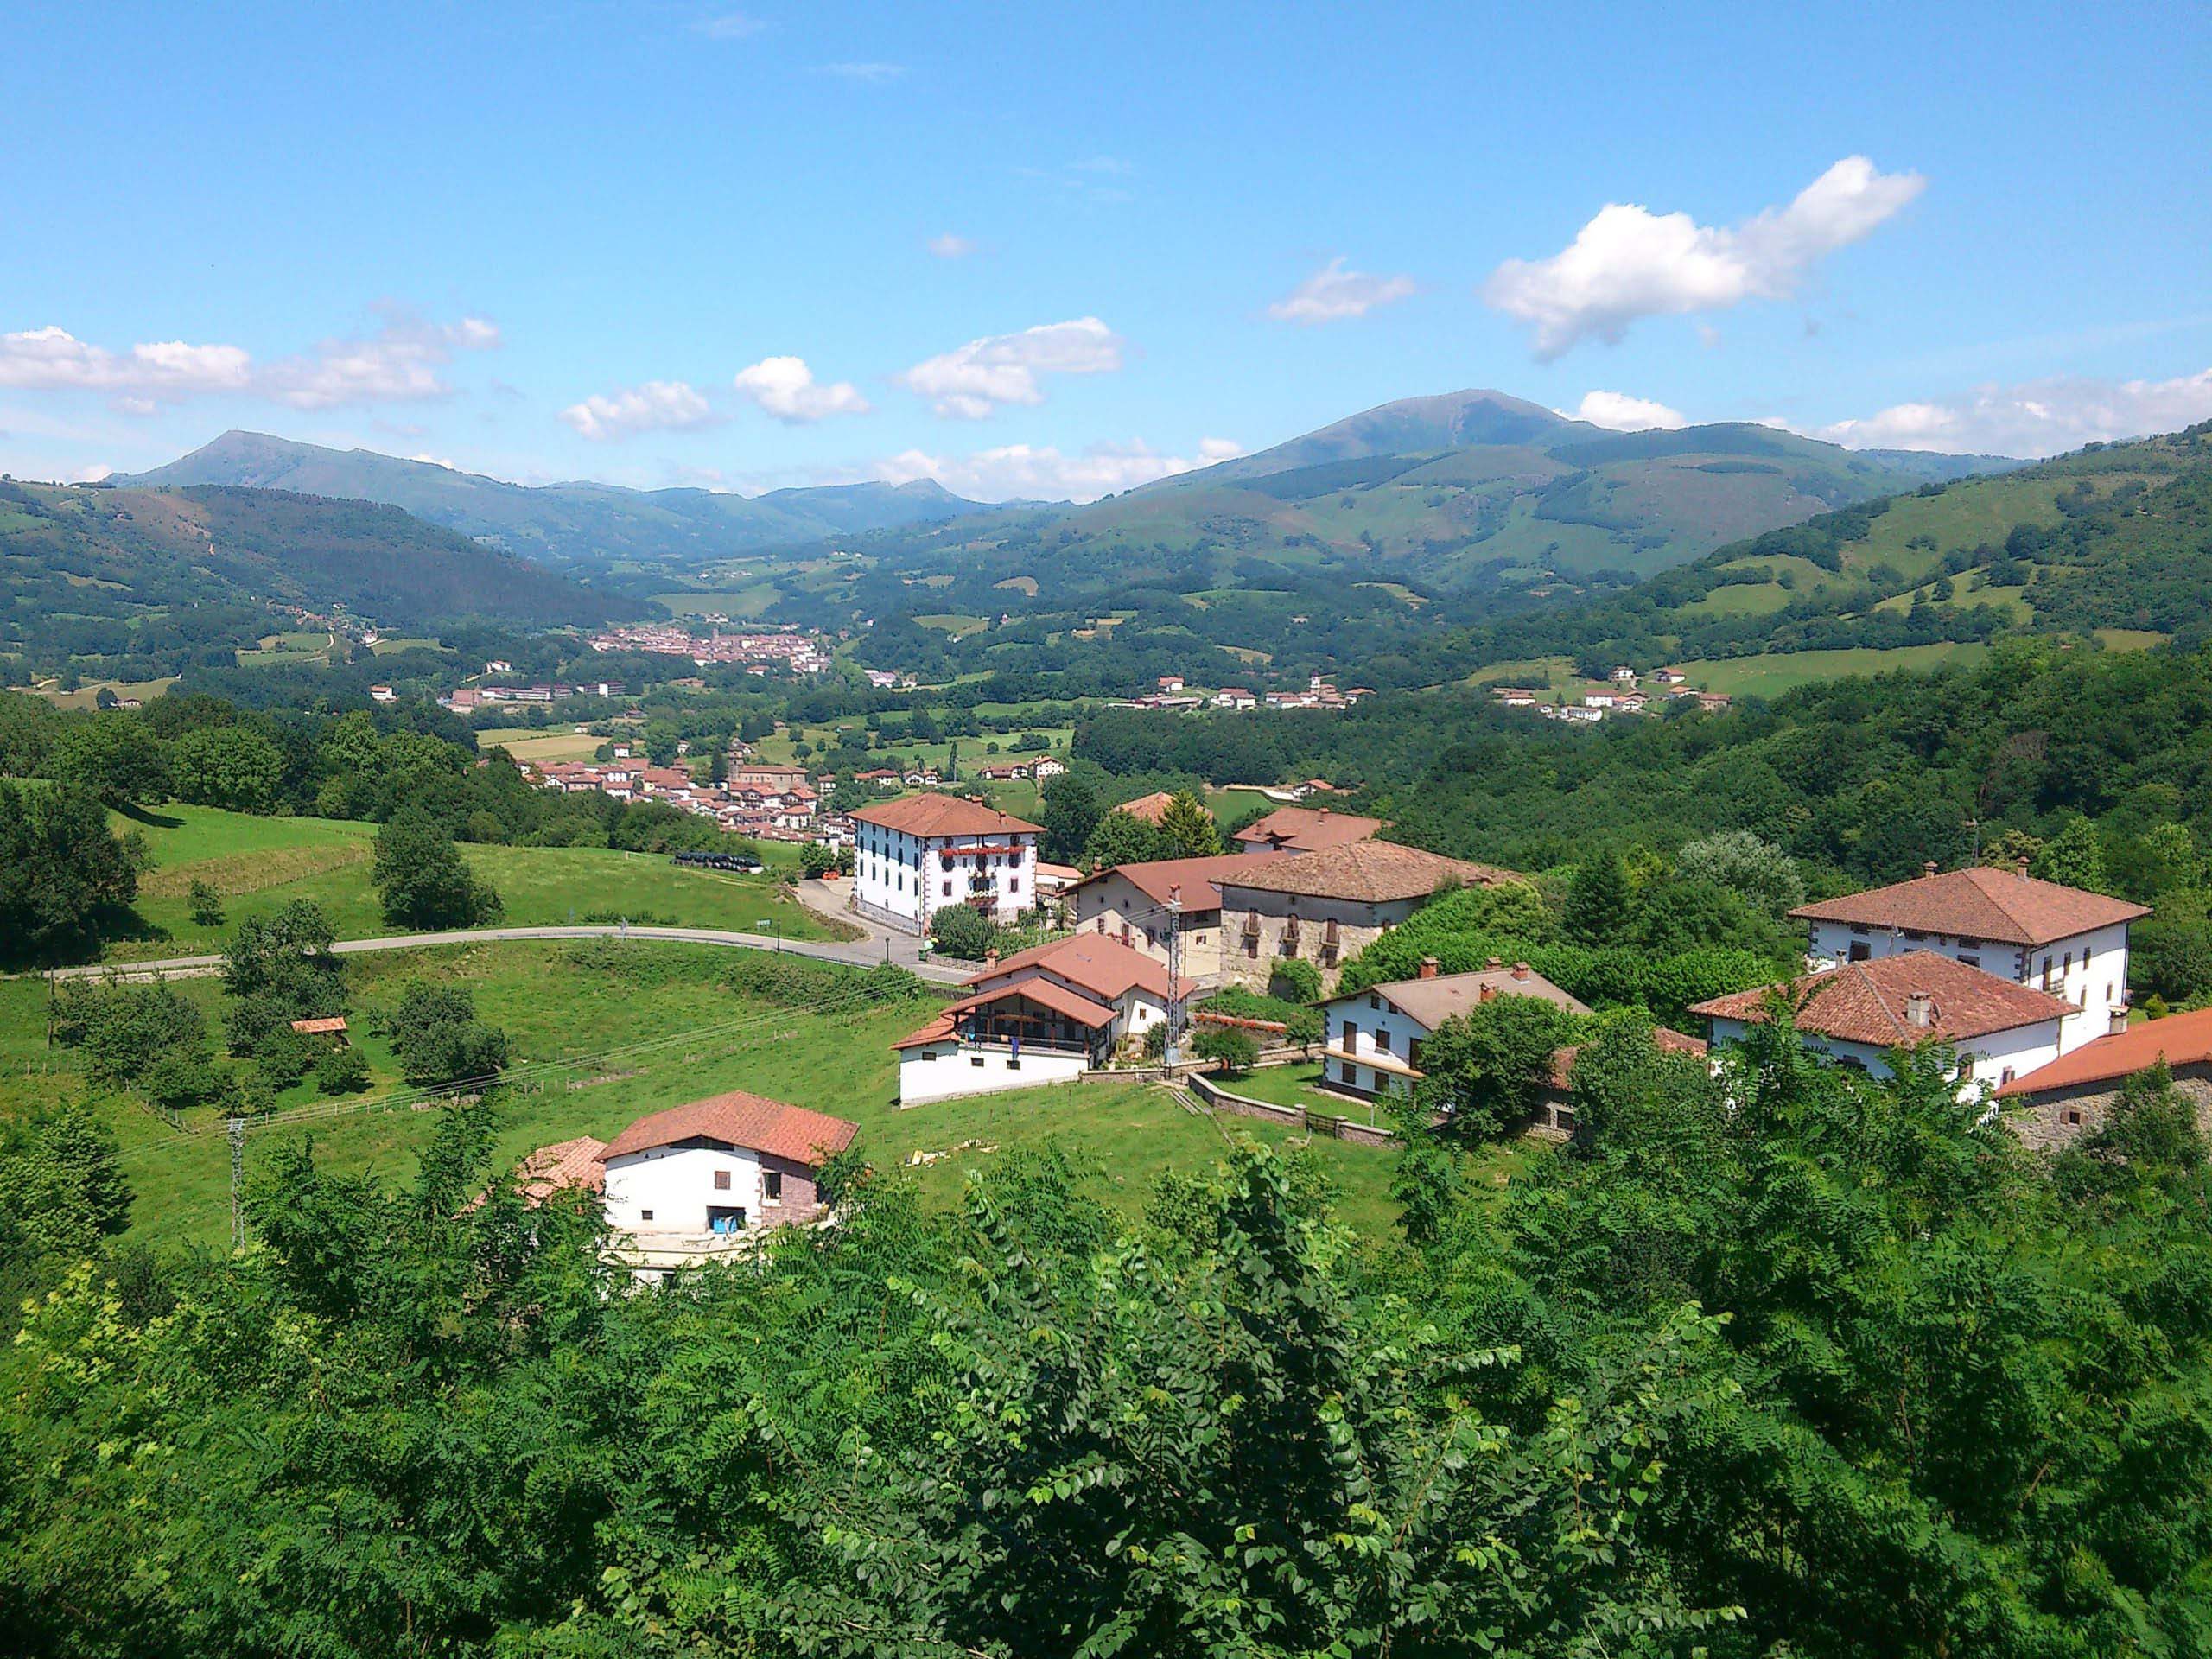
7;1028;2212;1654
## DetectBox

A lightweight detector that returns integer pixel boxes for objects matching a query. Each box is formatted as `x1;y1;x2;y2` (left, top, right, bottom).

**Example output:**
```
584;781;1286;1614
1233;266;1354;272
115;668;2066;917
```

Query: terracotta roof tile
1234;804;1387;853
1789;866;2147;947
1112;791;1178;823
1690;950;2075;1048
1995;1006;2212;1096
969;932;1188;1003
851;793;1042;838
944;977;1119;1028
603;1091;859;1166
1071;850;1284;910
1221;841;1522;904
1547;1027;1708;1091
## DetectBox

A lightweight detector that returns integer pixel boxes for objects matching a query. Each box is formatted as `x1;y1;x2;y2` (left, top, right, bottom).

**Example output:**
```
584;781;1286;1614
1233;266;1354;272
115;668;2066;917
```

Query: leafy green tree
187;879;226;929
1191;1024;1259;1074
1414;994;1581;1138
0;780;144;960
1267;955;1322;1004
2031;811;2111;893
1157;791;1223;857
1081;807;1174;871
49;712;170;806
0;1105;132;1262
2132;913;2212;1005
1673;829;1805;912
929;902;996;961
1039;772;1103;863
798;841;838;879
315;1045;372;1096
1562;850;1634;944
1389;1116;1465;1246
53;982;205;1085
372;804;502;930
169;725;284;812
384;980;509;1085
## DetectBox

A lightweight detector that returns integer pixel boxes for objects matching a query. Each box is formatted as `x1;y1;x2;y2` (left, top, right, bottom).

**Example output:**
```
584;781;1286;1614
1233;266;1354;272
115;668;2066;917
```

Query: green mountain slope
1452;422;2212;676
833;395;2018;623
0;478;643;676
118;431;1007;566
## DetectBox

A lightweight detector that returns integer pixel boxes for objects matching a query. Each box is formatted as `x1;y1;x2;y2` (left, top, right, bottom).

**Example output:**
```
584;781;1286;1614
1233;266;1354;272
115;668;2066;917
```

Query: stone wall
2003;1063;2212;1152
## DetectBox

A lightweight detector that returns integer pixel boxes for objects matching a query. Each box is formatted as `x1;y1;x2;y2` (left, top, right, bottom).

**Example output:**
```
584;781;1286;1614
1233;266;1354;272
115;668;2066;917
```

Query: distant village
585;623;834;674
1488;664;1732;721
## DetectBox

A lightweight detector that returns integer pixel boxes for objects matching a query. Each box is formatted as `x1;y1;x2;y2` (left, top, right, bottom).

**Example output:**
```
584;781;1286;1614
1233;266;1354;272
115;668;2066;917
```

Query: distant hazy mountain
859;391;2024;607
0;478;643;646
118;432;1012;566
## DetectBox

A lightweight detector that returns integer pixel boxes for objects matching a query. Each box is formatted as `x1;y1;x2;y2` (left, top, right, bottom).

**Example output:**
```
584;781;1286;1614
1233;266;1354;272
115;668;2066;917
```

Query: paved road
41;919;969;986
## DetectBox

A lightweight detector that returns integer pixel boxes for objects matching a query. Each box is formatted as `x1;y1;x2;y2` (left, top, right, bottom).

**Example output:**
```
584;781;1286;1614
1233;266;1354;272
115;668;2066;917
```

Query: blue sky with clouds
4;0;2209;498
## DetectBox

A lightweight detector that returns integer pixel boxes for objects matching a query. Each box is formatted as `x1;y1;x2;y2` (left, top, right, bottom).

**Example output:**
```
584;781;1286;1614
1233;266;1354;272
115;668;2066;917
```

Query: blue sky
4;0;2209;499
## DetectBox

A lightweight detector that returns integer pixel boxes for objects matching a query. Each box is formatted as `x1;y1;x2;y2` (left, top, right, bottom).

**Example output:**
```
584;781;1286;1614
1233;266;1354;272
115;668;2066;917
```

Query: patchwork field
0;942;1452;1251
1677;642;1993;698
98;804;837;961
474;725;608;764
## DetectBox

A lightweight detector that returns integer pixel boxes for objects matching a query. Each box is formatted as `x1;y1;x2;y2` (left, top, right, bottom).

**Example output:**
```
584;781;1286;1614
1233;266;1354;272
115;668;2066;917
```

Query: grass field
1679;642;1993;698
475;726;607;764
0;941;1445;1250
99;804;841;960
31;676;180;710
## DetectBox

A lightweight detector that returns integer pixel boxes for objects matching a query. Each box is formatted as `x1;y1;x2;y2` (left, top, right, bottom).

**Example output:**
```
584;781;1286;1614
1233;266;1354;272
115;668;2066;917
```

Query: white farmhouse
1690;950;2084;1097
893;932;1190;1104
1789;861;2145;1050
851;793;1042;934
1315;957;1589;1100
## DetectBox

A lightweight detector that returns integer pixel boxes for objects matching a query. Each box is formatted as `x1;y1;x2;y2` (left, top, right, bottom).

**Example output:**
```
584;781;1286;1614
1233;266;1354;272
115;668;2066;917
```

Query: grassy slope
0;942;1437;1249
102;804;838;960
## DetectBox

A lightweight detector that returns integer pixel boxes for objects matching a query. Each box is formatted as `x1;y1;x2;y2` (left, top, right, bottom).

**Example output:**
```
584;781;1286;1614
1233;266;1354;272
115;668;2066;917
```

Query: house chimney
1486;956;1503;972
1419;956;1440;980
1478;983;1495;1002
1923;859;1937;879
984;950;999;971
1511;961;1530;982
2016;856;2030;878
1319;807;1330;819
1904;990;1934;1028
2111;1006;2131;1036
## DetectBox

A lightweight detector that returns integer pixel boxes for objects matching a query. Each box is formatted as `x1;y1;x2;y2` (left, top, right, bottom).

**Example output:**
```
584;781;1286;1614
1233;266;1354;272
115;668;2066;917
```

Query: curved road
43;921;971;986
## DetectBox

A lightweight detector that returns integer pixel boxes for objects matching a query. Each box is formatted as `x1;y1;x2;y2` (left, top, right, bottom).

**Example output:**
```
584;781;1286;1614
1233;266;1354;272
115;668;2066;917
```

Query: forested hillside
119;431;1005;567
1455;421;2212;675
0;479;643;682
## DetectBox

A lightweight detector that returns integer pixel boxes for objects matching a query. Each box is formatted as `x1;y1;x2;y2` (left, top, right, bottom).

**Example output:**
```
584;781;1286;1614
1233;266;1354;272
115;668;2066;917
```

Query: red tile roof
851;793;1042;838
1336;962;1589;1027
1071;851;1283;910
289;1015;349;1035
1234;804;1387;853
1690;951;2075;1048
893;1013;958;1051
944;976;1119;1029
1113;791;1178;823
969;932;1191;1003
1220;840;1522;903
603;1090;859;1166
1789;866;2148;947
1994;1007;2212;1096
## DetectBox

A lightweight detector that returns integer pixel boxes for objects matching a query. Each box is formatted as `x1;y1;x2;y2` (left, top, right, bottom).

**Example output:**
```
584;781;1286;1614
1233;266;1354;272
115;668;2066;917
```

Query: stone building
1993;1006;2212;1151
1215;841;1522;993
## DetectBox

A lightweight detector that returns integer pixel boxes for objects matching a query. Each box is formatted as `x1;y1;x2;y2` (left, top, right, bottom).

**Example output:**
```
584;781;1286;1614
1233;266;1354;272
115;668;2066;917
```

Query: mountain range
117;431;1007;569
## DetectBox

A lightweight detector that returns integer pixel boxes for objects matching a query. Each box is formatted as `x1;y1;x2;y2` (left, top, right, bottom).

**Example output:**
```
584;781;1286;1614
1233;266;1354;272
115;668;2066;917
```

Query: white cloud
0;326;254;404
0;309;497;411
693;10;764;39
872;435;1243;502
821;61;904;81
1484;156;1925;358
264;310;501;410
560;379;719;442
926;232;976;259
899;316;1125;418
1267;257;1417;325
1565;390;1688;431
732;355;871;423
1815;366;2212;456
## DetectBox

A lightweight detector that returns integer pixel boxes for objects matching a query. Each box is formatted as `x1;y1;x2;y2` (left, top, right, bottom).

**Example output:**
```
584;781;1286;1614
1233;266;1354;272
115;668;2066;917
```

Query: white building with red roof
893;932;1192;1103
1690;950;2082;1097
1789;860;2146;1035
851;793;1042;933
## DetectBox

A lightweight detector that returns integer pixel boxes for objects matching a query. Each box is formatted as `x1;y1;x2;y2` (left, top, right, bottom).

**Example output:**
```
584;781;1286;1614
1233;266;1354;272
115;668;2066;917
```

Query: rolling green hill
0;477;643;679
118;431;1009;567
830;392;2017;624
1452;421;2212;678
